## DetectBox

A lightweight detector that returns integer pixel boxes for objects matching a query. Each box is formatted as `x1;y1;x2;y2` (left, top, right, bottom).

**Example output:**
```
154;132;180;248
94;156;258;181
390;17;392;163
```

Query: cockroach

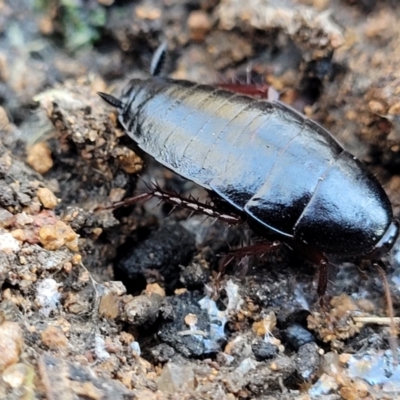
98;44;399;354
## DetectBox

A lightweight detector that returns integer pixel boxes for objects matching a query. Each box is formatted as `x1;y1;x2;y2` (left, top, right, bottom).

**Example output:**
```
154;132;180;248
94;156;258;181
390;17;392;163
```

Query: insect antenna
374;260;398;365
97;92;124;109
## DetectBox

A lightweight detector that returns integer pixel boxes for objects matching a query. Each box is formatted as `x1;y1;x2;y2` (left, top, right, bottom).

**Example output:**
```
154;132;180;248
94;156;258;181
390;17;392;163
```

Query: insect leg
290;242;330;304
216;240;282;286
317;260;328;306
103;188;242;225
216;82;279;100
225;241;282;259
101;192;153;210
302;250;331;307
374;261;398;364
219;240;282;272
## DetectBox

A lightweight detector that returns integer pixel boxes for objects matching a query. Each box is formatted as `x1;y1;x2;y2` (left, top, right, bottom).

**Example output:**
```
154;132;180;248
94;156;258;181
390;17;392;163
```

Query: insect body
99;76;399;260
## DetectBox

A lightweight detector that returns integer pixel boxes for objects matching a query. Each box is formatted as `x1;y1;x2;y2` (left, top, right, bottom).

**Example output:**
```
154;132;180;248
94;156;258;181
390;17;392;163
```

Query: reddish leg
221;240;281;265
317;260;329;307
290;242;330;306
219;240;282;276
217;63;279;100
217;82;279;101
374;261;398;365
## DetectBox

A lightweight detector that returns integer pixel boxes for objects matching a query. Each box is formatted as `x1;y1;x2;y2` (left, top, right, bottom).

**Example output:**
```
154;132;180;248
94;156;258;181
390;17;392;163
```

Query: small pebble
11;229;26;242
0;232;20;253
309;373;339;397
41;325;68;349
0;106;9;127
117;148;143;174
0;208;15;228
388;102;400;115
99;292;120;319
295;342;321;380
188;11;212;42
36;278;61;317
27;142;53;174
285;324;315;350
180;259;210;288
252;312;277;336
2;363;30;389
251;338;278;361
157;362;195;394
37;187;58;209
123;293;163;326
0;322;23;372
16;212;34;226
150;344;175;363
145;283;166;298
184;313;198;328
38;220;78;251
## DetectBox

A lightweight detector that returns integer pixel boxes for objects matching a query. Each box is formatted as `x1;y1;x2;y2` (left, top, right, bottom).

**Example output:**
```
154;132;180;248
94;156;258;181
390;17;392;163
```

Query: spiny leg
374;260;398;365
217;240;282;282
220;240;282;268
102;187;242;225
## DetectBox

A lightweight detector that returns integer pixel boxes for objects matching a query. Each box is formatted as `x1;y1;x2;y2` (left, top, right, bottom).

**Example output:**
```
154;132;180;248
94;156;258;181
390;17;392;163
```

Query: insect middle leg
219;240;282;277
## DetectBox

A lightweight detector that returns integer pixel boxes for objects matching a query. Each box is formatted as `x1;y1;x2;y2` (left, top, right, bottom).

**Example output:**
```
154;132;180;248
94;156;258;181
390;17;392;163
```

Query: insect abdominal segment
149;41;168;77
97;92;123;109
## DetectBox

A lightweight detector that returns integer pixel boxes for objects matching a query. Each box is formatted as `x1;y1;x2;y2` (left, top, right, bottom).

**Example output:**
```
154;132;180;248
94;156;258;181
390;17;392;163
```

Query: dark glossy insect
98;46;399;289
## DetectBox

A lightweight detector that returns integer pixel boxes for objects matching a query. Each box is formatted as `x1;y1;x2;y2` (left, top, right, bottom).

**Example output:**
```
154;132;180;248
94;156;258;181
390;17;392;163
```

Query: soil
0;0;400;399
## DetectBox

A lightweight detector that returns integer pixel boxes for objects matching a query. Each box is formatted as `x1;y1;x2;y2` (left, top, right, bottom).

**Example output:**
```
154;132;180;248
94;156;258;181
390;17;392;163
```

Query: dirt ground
1;0;400;399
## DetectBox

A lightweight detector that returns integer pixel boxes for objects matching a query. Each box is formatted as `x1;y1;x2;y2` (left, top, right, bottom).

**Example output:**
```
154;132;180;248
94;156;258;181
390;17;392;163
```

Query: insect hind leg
290;241;330;306
103;187;242;225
